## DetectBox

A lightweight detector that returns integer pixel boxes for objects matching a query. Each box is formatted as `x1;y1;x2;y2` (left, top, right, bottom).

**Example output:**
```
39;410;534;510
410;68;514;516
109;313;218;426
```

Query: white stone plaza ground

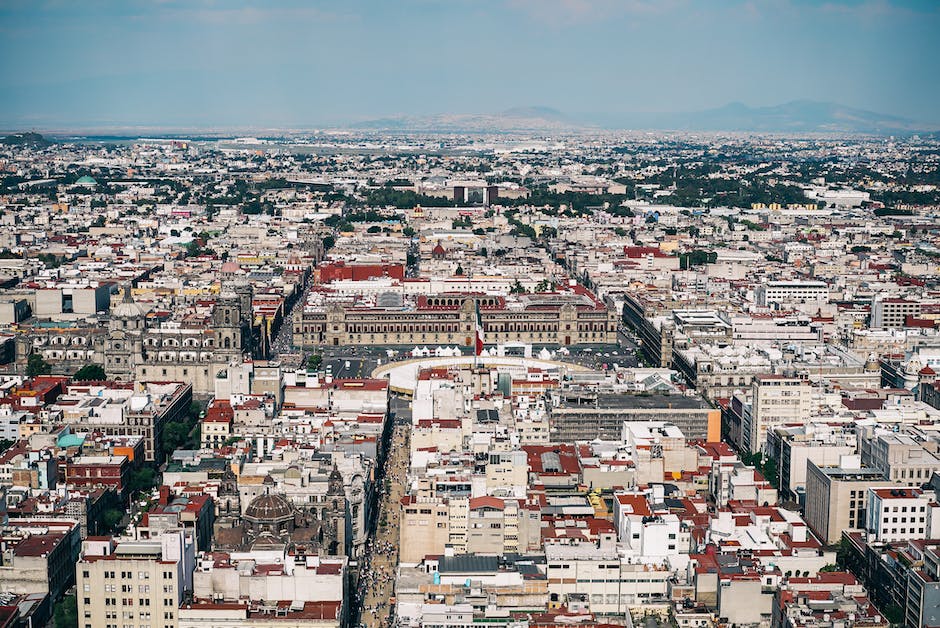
371;354;591;395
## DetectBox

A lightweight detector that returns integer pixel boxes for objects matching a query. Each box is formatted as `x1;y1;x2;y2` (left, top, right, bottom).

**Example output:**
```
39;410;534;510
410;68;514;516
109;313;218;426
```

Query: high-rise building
741;375;811;454
871;297;922;330
804;456;897;545
76;531;195;628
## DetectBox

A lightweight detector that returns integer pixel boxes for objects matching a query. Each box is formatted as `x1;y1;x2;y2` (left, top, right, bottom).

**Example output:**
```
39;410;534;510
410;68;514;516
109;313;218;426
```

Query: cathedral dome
112;285;147;319
244;492;294;524
112;299;145;319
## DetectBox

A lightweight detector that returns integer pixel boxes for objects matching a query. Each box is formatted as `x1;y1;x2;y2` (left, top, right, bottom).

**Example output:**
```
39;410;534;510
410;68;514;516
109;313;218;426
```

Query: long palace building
293;286;618;348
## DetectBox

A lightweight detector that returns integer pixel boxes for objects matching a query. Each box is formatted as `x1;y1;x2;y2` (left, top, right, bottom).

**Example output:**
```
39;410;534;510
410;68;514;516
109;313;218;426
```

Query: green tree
73;364;106;381
127;466;158;497
741;451;761;467
366;188;455;209
101;509;124;534
26;353;51;377
162;422;194;455
881;605;904;625
53;594;78;628
679;249;717;270
762;456;779;488
307;353;323;371
402;226;415;237
242;199;263;215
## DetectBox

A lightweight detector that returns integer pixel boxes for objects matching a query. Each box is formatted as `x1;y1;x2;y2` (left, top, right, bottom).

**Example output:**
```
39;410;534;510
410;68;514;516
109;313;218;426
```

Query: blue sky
0;0;938;128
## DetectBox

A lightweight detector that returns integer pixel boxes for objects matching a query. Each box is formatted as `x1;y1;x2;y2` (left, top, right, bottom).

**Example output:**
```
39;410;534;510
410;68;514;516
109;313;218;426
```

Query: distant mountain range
606;100;934;134
353;101;936;134
354;106;577;133
0;131;51;146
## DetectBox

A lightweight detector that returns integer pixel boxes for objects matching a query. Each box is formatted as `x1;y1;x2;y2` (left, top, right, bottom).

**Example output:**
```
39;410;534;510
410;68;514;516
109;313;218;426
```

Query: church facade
18;284;254;396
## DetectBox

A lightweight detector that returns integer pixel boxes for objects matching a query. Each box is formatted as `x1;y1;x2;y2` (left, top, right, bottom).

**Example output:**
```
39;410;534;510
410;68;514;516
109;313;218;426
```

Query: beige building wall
78;551;183;628
717;578;774;626
447;498;469;553
466;504;505;555
748;376;812;454
410;426;463;455
485;451;528;494
399;497;450;564
804;461;897;545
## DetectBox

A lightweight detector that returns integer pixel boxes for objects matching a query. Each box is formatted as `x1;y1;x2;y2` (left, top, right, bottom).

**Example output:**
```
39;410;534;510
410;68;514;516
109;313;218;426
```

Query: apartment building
545;543;671;614
766;423;857;503
804;457;898;545
741;375;812;455
51;381;193;463
871;298;922;330
548;390;719;442
863;432;940;487
612;491;683;565
178;601;342;628
755;281;829;308
75;530;196;628
0;519;81;601
399;496;451;564
866;487;940;543
76;532;196;628
191;551;346;605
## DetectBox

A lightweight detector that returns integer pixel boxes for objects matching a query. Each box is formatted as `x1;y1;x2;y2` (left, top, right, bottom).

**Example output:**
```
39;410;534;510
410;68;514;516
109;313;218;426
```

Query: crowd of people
355;422;410;628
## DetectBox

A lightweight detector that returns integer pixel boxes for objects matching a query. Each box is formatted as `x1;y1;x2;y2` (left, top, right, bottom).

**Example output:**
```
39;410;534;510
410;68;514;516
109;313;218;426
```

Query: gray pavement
355;410;410;628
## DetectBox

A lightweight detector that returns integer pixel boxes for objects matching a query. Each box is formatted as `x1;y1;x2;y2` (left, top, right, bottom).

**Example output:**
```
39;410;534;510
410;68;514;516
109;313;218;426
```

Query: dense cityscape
1;0;940;624
0;127;936;628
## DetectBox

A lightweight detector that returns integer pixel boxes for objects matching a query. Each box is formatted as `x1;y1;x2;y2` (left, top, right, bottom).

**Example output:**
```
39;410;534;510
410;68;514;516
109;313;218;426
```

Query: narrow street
270;275;313;357
355;414;411;628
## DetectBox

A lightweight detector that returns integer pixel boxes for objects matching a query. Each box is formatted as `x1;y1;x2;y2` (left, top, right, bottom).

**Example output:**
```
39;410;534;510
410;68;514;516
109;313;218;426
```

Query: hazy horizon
1;0;938;129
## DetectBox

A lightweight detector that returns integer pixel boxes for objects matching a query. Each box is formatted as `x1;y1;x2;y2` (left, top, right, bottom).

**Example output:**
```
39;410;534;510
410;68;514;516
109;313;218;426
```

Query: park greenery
161;401;204;456
678;250;718;270
73;364;106;381
53;594;78;628
26;353;51;376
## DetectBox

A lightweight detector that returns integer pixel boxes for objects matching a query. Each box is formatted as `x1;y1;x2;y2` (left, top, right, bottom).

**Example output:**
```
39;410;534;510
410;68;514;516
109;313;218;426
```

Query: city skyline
1;0;938;129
